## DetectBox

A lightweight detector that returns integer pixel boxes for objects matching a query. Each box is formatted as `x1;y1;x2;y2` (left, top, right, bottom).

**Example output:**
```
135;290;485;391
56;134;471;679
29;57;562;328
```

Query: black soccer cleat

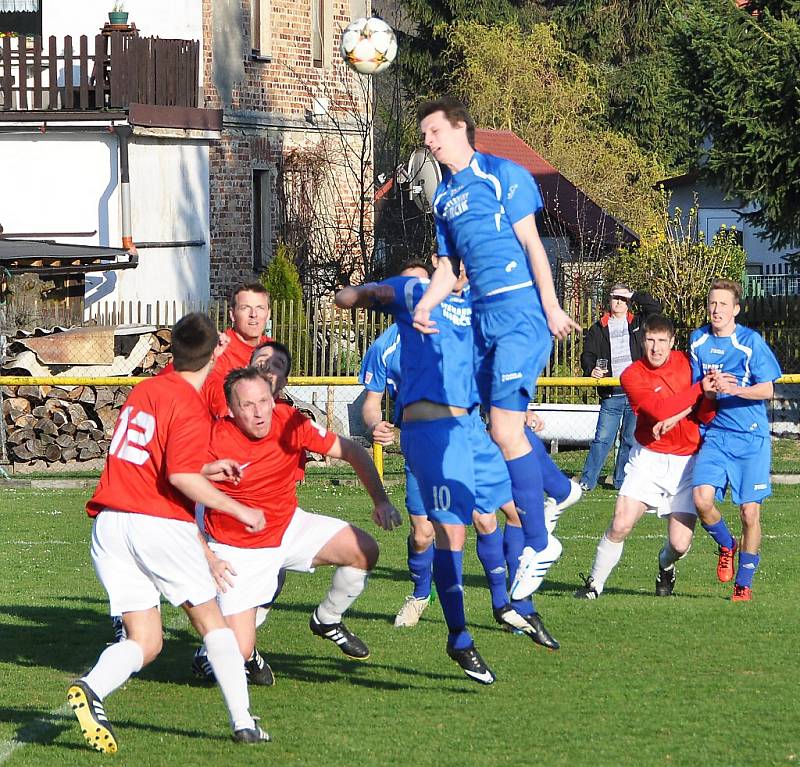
67;680;118;754
655;565;676;597
233;716;271;744
518;612;560;650
191;646;215;682
493;604;559;649
111;616;126;643
309;609;370;659
574;572;600;600
446;643;496;685
245;648;275;686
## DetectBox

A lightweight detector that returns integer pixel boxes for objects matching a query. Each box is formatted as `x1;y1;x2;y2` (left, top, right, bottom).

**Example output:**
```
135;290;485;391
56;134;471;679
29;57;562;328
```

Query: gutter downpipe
114;125;136;254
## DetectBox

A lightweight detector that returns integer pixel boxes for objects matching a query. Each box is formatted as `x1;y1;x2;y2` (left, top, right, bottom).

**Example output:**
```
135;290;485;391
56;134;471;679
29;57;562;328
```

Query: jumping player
202;367;401;665
359;261;436;628
68;313;271;752
690;279;782;601
412;97;581;601
337;265;559;686
574;315;716;599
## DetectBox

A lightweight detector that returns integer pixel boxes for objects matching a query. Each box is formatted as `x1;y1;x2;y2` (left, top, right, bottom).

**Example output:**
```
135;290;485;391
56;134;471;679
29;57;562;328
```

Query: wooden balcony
0;33;199;117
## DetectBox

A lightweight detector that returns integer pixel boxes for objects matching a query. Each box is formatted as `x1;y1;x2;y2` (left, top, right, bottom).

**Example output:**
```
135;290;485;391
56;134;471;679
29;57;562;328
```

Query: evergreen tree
260;243;303;303
672;0;800;248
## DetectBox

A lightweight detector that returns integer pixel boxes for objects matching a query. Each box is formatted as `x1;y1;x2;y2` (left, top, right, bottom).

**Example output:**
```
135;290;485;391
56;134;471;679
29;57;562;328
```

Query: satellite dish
406;148;442;212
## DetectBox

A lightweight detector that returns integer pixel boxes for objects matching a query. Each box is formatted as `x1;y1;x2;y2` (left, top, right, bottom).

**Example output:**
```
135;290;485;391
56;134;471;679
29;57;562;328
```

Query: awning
0;238;138;276
0;1;39;12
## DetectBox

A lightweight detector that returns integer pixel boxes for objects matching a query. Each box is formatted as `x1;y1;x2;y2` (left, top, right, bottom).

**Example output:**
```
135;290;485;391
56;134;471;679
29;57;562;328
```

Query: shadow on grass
0;706;230;748
0;603;196;676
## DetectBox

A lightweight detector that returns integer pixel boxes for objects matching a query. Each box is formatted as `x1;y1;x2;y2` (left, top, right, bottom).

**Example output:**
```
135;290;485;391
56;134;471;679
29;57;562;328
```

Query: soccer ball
339;17;398;75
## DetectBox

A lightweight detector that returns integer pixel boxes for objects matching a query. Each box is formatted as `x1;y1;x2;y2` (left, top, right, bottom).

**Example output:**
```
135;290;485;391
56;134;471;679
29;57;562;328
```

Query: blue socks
701;518;736;550
526;429;571;503
506;451;547;551
433;548;472;650
476;527;508;610
408;536;434;599
736;551;760;588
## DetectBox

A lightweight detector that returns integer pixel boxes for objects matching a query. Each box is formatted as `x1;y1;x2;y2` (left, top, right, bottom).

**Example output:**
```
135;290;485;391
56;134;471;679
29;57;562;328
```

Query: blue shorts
472;289;552;411
692;430;771;505
404;461;426;516
466;409;513;514
400;412;512;525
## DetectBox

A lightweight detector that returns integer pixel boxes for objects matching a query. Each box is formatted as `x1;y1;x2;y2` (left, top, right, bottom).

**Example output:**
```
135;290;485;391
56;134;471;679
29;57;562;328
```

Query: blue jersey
433;151;544;300
690;323;781;437
359;324;401;402
377;276;477;409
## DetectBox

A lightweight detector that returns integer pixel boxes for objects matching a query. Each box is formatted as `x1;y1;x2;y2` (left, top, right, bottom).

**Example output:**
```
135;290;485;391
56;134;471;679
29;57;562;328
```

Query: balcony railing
0;33;199;113
743;272;800;297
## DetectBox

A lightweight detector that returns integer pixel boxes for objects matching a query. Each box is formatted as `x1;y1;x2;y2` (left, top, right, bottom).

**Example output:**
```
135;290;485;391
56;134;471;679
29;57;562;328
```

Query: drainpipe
114;125;136;253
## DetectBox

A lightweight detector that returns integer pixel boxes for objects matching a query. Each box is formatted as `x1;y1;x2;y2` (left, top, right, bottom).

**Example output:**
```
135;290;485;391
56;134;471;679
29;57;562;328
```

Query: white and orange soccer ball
339;17;398;75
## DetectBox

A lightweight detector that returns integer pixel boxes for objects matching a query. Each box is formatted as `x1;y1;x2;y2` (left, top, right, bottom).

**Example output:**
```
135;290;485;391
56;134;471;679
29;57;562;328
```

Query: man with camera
579;284;661;491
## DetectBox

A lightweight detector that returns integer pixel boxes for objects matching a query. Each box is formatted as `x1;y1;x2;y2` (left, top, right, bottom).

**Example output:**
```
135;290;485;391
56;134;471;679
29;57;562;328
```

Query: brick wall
203;0;373;300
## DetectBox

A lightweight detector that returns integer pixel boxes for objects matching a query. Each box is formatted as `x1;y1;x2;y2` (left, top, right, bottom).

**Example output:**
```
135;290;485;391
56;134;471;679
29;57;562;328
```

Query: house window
311;0;325;68
715;225;743;248
253;170;273;270
250;0;272;58
0;0;42;36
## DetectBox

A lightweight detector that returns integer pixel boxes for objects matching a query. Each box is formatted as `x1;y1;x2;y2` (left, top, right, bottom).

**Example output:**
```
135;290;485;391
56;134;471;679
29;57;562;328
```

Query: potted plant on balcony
108;2;128;26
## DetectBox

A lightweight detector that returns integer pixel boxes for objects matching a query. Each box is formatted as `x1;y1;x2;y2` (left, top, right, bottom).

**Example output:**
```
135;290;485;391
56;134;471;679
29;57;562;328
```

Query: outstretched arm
325;435;402;530
512;214;581;339
335;282;396;310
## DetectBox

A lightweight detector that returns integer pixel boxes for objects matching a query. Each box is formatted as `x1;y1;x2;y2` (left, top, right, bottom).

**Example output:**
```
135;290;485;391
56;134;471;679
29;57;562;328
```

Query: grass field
1;480;799;766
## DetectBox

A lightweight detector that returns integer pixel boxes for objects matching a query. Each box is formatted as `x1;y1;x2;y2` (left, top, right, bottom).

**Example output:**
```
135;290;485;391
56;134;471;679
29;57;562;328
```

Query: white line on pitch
0;703;70;764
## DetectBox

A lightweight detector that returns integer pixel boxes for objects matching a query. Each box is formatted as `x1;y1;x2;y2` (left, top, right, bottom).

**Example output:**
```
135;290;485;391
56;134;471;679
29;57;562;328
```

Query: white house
0;0;217;319
660;170;797;290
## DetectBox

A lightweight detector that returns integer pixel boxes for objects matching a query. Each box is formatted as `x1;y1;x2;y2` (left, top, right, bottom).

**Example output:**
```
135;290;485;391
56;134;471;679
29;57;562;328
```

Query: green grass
1;483;799;766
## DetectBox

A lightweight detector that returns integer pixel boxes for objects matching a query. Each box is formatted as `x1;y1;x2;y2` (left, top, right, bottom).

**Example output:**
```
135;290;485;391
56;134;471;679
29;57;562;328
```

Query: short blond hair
709;278;741;305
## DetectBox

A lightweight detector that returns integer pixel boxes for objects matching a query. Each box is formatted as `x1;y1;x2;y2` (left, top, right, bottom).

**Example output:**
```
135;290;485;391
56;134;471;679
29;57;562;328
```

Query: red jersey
204;403;336;548
87;372;211;521
621;351;715;456
203;328;272;418
161;328;271;418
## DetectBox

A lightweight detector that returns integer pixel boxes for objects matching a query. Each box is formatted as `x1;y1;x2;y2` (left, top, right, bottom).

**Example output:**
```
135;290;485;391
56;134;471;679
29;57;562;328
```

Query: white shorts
209;507;348;616
91;510;217;615
619;442;698;518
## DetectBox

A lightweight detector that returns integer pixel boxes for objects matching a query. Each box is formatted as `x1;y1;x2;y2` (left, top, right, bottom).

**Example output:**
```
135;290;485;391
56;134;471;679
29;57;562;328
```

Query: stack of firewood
138;329;172;374
2;384;132;463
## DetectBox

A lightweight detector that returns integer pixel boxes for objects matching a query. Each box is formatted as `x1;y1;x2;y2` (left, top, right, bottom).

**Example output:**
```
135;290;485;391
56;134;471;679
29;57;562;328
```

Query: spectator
579;283;661;490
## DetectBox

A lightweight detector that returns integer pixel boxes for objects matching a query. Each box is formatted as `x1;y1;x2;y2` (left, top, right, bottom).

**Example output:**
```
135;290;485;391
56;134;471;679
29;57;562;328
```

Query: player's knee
472;511;497;535
607;525;630;542
354;528;379;570
410;519;435;550
137;633;163;664
740;503;761;528
692;488;716;517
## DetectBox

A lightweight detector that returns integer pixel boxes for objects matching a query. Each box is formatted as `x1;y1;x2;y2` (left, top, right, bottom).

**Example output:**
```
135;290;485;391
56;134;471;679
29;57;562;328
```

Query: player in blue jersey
689;279;782;601
338;262;559;684
359;261;436;628
412;97;581;600
360;267;581;627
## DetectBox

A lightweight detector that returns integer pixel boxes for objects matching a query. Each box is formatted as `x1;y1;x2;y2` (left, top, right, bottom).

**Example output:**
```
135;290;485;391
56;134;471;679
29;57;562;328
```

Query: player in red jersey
160;282;272;418
67;313;271;752
574;314;717;600
191;340;306;683
202;282;273;418
202;366;401;665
